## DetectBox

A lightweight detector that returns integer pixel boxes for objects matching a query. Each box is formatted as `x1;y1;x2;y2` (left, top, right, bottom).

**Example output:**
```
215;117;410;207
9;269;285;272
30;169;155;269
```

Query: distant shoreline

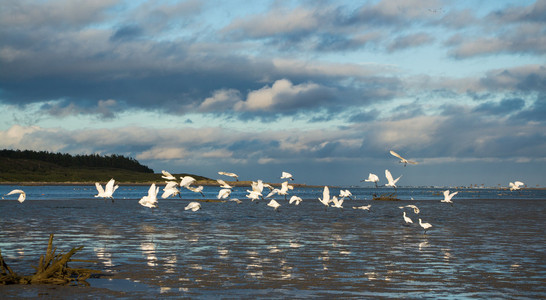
0;181;324;188
0;182;543;190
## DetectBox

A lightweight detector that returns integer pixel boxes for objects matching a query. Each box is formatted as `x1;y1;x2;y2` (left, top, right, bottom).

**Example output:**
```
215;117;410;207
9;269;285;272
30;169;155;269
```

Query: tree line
0;149;154;173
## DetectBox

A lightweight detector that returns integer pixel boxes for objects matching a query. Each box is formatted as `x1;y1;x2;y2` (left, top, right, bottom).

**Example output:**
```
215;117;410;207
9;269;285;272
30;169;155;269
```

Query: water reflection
140;242;157;267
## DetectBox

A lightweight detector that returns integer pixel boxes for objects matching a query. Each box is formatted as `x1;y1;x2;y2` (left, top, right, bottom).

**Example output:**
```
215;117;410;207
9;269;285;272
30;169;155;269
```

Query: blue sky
1;0;545;187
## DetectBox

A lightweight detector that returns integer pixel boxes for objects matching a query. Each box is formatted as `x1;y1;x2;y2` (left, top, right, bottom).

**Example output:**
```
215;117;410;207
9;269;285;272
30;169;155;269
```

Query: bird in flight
441;190;458;206
362;173;379;187
509;181;524;191
218;171;239;181
161;170;177;181
95;178;119;202
281;171;294;181
185;201;201;212
390;150;418;166
385;169;402;188
6;189;26;203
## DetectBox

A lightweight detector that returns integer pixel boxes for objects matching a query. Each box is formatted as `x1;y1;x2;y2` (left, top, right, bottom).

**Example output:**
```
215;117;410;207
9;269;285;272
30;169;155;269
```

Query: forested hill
1;149;153;173
0;149;163;183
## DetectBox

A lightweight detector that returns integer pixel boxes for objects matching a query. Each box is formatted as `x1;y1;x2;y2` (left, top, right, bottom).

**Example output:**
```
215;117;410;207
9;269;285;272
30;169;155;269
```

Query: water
1;185;545;298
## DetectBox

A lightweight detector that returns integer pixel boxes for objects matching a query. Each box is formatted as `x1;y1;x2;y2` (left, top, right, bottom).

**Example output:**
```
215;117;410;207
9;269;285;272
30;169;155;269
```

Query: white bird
246;190;262;201
217;179;233;189
185;201;201;212
161;182;180;199
218;171;239;181
139;183;159;209
267;199;281;210
161;188;178;199
188;185;205;197
399;204;420;214
318;186;331;208
419;218;432;234
339;189;353;200
6;189;26;203
289;195;302;205
441;190;458;206
180;176;197;188
352;205;371;211
361;173;380;187
331;196;344;208
267;181;290;200
281;171;294;181
251;180;264;194
246;180;264;201
509;181;524;191
390;150;418;166
95;178;119;201
385;169;402;188
217;188;231;199
263;183;275;191
403;211;413;225
161;170;176;181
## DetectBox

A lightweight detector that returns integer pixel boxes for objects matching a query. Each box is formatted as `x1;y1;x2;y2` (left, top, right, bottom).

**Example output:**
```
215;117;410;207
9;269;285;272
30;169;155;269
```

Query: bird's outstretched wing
385;169;394;183
390;150;404;160
95;182;104;197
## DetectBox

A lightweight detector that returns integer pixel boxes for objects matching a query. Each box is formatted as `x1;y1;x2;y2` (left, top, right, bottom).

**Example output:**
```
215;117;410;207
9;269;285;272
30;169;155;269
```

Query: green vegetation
0;149;209;183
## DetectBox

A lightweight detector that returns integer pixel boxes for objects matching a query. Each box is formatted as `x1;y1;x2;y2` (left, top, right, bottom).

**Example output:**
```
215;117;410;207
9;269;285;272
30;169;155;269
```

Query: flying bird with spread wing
390;150;418;166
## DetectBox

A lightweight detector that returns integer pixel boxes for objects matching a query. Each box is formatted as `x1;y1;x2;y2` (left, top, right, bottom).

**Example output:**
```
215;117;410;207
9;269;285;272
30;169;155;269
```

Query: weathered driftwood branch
0;233;101;285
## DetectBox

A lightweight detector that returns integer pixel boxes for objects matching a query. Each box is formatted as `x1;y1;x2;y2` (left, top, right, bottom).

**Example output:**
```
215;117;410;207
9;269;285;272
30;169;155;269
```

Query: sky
1;0;545;187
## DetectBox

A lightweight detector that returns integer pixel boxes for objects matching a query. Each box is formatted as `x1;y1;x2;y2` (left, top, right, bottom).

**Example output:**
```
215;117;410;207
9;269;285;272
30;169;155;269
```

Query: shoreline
0;181;323;188
0;182;542;190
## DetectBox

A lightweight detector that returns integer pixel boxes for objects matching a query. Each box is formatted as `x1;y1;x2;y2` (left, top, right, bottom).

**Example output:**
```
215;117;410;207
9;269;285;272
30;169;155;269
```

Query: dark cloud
473;98;525;116
110;25;144;41
348;109;380;123
513;94;546;122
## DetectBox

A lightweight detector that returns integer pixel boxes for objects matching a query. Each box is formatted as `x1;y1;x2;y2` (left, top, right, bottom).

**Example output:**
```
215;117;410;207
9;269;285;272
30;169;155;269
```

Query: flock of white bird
3;150;527;234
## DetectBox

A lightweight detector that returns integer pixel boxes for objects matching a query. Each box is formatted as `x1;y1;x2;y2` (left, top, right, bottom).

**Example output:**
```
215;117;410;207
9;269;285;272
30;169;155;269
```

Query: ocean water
1;185;545;298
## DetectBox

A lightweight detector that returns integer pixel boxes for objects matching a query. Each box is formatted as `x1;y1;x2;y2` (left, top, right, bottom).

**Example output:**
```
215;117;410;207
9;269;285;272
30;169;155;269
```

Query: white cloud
234;79;328;111
199;89;242;112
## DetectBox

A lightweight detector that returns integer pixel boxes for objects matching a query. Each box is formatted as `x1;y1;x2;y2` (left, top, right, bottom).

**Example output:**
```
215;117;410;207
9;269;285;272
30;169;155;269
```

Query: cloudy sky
1;0;545;187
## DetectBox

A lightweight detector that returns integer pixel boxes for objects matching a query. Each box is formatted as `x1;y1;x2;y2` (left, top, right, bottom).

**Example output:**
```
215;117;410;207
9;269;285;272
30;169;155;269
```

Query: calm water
1;185;545;298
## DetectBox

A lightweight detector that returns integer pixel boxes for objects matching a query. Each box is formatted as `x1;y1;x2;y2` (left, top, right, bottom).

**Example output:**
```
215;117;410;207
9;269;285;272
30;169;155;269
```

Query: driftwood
0;233;100;285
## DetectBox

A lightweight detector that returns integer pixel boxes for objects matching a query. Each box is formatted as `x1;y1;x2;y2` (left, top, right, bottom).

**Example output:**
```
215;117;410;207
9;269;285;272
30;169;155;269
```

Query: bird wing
407;160;418;164
161;170;175;179
385;170;394;183
7;189;24;196
147;183;157;197
514;181;524;187
180;176;196;187
280;181;289;193
95;182;104;196
161;188;177;199
105;179;115;195
323;186;330;202
289;196;300;204
390;150;405;160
